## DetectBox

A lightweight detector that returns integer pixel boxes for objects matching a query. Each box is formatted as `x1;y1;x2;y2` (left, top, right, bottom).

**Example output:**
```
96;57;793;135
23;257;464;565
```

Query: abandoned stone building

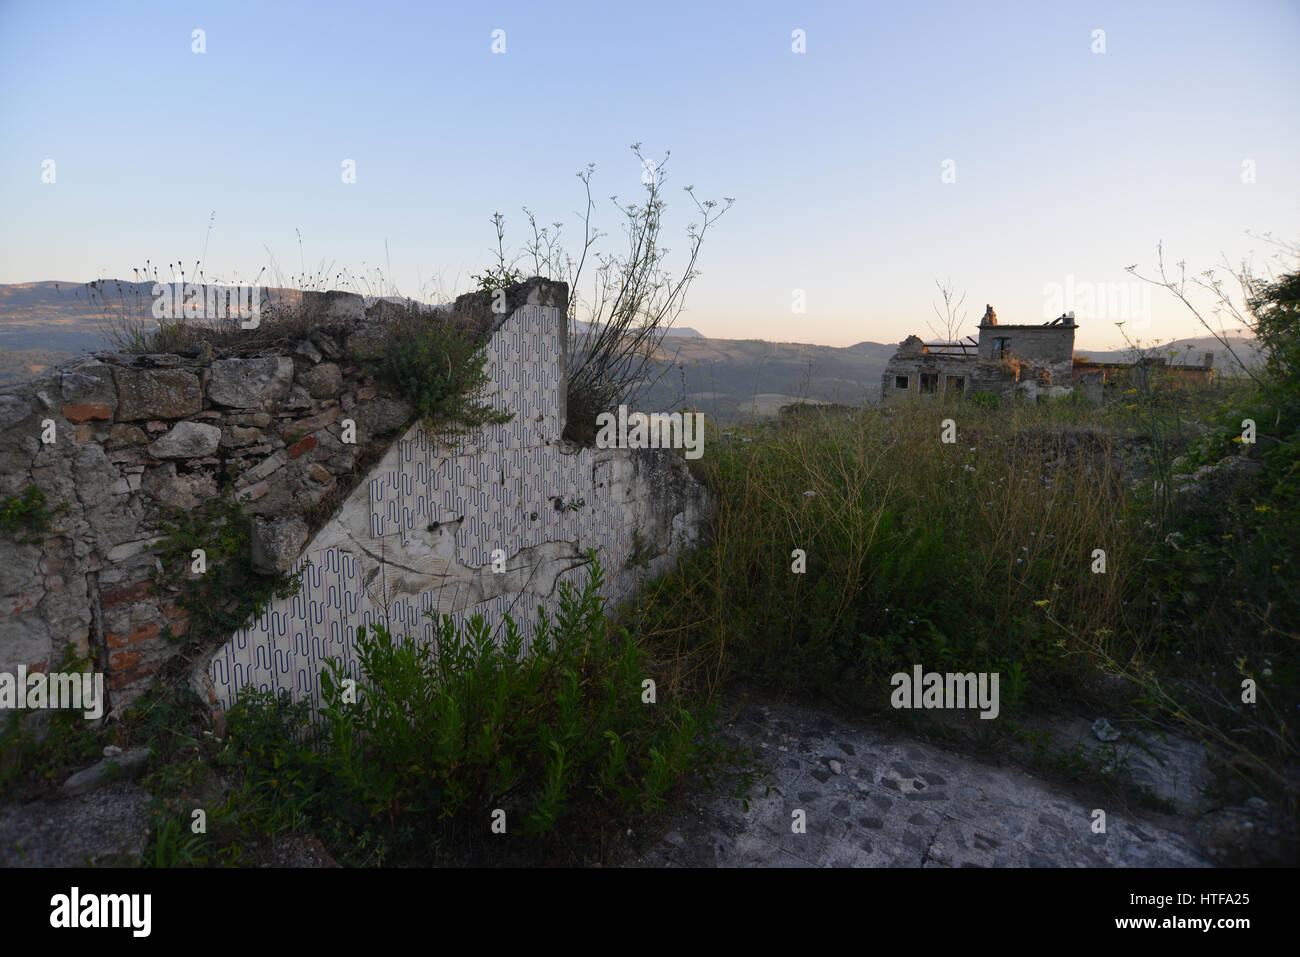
880;305;1214;404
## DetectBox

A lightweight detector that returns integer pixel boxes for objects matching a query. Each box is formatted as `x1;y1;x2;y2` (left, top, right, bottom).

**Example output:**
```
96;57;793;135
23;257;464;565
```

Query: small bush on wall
368;311;512;439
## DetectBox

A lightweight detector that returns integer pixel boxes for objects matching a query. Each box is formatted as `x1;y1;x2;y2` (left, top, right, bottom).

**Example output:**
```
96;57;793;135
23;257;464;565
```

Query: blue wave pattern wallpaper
205;302;647;712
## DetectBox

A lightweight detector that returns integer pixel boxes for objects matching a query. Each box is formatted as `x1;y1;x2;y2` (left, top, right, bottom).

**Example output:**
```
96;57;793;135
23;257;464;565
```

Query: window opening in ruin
945;375;965;395
920;372;938;394
894;375;909;390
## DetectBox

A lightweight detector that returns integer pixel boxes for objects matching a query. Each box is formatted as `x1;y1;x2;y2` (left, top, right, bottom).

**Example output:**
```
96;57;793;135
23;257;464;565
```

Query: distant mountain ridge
0;281;1264;412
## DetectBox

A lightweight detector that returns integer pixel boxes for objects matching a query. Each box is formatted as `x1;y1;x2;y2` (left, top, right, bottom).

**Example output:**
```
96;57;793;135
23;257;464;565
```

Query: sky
1;0;1297;351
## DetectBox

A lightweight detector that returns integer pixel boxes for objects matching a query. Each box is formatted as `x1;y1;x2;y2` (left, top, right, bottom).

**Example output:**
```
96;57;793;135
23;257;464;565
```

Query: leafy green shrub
221;559;737;865
1133;267;1300;790
0;648;104;801
367;312;512;438
0;485;64;540
152;494;304;645
968;389;1001;410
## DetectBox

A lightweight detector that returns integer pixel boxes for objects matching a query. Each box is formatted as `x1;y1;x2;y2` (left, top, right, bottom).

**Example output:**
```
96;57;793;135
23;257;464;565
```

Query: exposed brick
309;464;333;484
100;580;153;607
106;622;161;650
61;403;112;423
108;648;145;671
161;602;187;622
109;660;160;691
288;434;318;459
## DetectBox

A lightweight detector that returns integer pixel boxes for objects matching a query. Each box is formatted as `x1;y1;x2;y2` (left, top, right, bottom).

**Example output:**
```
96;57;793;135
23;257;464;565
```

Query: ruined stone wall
976;322;1076;393
881;320;1082;403
0;280;708;720
198;287;707;716
975;322;1075;364
0;302;413;714
880;352;977;403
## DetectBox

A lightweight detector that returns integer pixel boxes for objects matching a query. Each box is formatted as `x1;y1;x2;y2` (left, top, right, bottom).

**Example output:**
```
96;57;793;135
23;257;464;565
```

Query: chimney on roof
981;304;998;326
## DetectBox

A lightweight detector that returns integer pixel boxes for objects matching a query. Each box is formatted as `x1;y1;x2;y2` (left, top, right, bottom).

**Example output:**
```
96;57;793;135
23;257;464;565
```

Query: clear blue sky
1;0;1296;350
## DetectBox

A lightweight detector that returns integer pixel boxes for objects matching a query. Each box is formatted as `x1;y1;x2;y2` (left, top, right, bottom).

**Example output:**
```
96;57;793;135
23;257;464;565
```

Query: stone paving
0;782;151;867
632;703;1210;868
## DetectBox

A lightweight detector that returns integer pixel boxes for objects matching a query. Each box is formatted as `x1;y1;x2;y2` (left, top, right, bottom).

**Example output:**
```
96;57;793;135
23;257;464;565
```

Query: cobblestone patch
633;703;1210;868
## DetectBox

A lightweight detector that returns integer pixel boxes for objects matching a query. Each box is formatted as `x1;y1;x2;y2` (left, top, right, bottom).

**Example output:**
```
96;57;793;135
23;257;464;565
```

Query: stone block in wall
149;421;221;459
208;357;294;408
352;398;411;440
309;331;343;360
143;463;217;510
105;536;164;563
0;541;42;599
0;613;52;673
297;362;342;398
281;385;315;410
60;359;118;410
104;424;148;449
365;298;415;324
250;515;309;575
220;425;263;448
344;324;388;359
295;339;323;364
303;290;364;323
0;393;39;437
113;367;202;421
